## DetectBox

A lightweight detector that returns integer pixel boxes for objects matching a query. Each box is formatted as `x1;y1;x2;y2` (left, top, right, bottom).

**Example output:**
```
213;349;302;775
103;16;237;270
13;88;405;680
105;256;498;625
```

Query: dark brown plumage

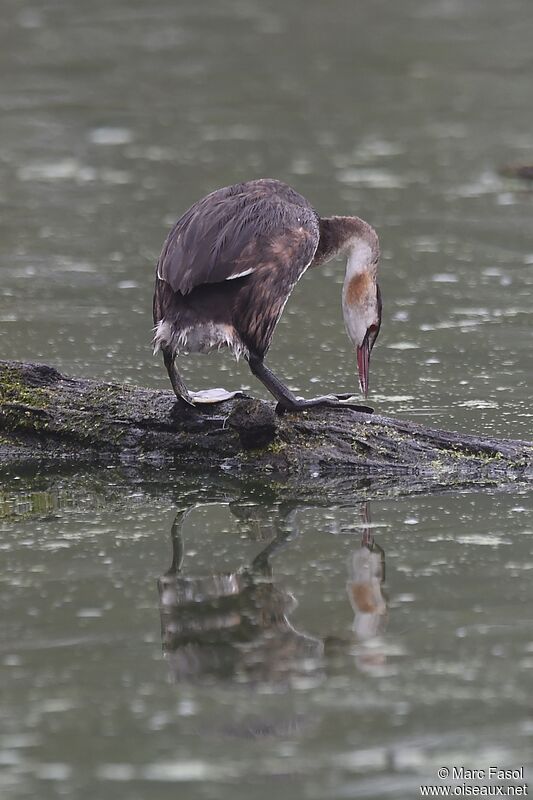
153;179;381;412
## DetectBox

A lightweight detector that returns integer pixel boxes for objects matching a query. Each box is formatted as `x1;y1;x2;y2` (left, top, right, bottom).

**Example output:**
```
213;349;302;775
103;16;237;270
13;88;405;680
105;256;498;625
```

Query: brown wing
156;179;320;295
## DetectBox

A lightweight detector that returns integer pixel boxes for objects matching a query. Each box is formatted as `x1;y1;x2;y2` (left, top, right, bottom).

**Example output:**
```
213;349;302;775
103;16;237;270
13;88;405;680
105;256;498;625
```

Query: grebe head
341;227;382;397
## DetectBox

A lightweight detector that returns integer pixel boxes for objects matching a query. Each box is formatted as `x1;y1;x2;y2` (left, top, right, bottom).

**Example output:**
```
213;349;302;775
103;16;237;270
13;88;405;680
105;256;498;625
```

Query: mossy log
0;360;531;491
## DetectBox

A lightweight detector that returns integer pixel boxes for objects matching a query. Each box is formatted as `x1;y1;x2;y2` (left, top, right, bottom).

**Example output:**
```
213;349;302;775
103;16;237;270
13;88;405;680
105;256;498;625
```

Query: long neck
312;216;377;267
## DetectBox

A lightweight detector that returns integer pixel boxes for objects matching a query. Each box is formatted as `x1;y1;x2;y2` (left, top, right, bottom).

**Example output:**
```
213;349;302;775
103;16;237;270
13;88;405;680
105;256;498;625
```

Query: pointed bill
357;339;370;397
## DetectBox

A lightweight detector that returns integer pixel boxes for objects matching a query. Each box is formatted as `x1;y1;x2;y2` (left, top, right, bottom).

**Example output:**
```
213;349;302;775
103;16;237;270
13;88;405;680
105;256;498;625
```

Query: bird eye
364;321;381;351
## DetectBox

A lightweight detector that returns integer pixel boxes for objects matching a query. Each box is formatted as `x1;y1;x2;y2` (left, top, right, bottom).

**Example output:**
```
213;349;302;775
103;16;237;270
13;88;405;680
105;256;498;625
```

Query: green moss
0;490;59;520
265;440;287;455
0;367;50;409
444;444;502;463
85;384;124;404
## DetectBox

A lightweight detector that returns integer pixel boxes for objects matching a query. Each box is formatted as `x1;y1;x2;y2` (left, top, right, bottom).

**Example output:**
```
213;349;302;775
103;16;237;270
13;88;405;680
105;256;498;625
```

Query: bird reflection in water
158;500;388;684
158;503;323;685
346;504;388;674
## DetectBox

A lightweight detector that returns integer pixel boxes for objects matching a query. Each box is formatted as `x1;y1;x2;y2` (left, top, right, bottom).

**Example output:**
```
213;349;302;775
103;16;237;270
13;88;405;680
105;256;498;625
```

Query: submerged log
500;164;533;181
0;360;531;491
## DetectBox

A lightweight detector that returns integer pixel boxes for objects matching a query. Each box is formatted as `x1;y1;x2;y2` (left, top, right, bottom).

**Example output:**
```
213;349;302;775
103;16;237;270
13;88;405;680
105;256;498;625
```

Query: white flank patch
225;267;255;280
153;318;248;360
152;319;172;354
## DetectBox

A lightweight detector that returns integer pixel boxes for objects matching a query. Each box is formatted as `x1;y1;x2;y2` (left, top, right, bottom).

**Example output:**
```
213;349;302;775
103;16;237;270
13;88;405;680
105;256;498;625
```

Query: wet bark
0;360;531;491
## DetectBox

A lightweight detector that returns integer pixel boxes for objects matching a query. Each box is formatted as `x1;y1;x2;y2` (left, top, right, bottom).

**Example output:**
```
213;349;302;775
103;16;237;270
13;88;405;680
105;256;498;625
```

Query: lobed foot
275;394;374;415
188;388;247;404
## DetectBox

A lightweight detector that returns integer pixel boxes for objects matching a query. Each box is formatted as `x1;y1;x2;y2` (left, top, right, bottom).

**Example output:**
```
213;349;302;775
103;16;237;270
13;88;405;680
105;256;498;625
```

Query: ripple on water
141;760;231;781
455;534;510;546
337;168;407;189
96;760;238;782
36;763;72;780
17;159;97;183
373;394;415;402
88;127;134;146
352;138;405;161
76;608;104;618
458;400;499;409
386;342;419;350
17;160;131;185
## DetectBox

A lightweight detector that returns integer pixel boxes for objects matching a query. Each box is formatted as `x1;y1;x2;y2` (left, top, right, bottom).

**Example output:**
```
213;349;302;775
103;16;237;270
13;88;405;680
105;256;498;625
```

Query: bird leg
163;350;246;405
163;350;195;406
247;354;374;415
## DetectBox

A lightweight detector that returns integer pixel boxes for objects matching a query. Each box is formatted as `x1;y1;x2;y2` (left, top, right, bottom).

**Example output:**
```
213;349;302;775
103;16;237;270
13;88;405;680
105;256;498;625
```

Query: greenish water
1;474;532;799
0;0;532;798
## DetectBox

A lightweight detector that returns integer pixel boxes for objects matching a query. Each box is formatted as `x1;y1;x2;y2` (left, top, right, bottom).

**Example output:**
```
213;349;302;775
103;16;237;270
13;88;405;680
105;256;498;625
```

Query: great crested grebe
153;179;382;412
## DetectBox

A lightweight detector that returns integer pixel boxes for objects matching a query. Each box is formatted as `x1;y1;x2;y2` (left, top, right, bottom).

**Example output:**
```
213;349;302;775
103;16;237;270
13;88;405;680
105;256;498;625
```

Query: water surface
1;473;532;799
0;0;532;798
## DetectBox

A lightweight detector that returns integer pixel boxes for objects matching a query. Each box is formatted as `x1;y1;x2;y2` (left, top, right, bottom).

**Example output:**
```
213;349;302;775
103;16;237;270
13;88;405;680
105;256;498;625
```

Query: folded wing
156;180;320;295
